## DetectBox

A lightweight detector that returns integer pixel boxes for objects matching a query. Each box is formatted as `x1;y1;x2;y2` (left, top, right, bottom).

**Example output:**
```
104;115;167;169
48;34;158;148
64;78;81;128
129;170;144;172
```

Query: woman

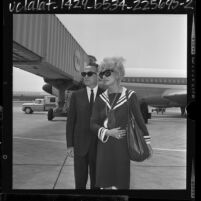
90;57;152;189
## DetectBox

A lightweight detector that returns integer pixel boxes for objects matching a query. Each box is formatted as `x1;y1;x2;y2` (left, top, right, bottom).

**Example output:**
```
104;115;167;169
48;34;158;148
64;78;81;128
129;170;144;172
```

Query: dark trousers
143;116;148;124
74;143;97;189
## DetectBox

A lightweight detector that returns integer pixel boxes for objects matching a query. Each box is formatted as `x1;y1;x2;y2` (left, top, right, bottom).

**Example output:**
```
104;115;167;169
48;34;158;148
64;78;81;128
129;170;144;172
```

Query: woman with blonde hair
90;57;152;189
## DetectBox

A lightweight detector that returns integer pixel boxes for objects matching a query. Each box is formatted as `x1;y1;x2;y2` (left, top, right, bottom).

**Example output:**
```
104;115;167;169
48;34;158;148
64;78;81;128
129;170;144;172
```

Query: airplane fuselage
121;77;187;108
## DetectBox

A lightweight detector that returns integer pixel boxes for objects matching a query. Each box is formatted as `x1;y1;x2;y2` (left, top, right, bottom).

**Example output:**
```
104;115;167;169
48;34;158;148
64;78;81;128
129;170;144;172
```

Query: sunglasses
99;70;114;79
81;72;96;77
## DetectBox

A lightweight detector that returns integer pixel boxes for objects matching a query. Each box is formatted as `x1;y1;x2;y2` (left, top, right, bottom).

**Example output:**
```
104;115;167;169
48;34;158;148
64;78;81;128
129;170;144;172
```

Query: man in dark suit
66;64;103;189
140;98;149;124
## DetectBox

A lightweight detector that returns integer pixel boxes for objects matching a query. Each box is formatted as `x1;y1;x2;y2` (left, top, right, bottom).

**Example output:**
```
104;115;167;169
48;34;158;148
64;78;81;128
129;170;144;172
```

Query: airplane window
181;79;185;84
36;100;41;104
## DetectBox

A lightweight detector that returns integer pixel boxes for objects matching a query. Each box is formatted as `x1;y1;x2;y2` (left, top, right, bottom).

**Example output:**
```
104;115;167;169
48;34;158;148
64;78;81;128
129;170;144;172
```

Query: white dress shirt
86;85;98;102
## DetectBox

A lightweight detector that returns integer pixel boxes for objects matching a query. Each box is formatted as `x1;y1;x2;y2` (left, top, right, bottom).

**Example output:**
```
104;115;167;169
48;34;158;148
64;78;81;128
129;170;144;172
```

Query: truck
22;95;57;114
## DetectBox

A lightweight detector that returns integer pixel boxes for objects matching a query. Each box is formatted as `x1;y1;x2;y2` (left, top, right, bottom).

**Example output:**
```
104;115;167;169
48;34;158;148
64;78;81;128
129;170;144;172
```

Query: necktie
90;89;94;114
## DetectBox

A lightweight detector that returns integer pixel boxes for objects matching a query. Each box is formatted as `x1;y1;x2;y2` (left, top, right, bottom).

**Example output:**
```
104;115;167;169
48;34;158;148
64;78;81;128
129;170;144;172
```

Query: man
140;99;149;124
66;64;103;189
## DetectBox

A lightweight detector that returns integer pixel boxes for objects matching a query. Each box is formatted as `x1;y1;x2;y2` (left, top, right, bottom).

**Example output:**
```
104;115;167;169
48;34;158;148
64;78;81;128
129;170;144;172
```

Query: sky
13;14;187;92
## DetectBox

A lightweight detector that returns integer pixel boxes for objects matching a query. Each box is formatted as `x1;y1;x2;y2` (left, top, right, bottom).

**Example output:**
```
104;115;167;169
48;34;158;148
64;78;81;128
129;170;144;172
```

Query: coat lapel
83;88;90;104
100;87;133;110
96;87;104;101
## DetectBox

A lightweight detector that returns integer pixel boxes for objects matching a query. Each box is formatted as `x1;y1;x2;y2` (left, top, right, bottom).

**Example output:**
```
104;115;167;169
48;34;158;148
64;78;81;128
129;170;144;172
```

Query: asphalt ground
12;102;186;189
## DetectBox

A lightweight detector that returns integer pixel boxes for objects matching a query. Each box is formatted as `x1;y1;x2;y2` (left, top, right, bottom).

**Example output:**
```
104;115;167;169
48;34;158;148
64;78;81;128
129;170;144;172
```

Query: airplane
122;68;187;117
42;67;187;120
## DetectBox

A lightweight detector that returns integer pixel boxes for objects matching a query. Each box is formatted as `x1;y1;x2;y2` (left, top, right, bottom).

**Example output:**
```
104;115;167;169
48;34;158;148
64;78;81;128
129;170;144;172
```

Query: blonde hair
99;57;125;82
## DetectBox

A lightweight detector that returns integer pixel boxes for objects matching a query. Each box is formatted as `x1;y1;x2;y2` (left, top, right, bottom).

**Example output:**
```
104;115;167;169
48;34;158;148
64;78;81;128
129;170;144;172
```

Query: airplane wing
162;89;187;106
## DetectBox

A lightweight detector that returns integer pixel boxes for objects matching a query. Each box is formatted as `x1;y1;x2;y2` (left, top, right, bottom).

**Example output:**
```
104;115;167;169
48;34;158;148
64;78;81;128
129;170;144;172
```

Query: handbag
126;91;151;162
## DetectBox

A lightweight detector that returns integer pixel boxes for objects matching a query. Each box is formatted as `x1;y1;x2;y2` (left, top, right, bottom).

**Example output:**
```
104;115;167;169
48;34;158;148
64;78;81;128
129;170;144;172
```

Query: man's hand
147;144;153;159
67;147;74;158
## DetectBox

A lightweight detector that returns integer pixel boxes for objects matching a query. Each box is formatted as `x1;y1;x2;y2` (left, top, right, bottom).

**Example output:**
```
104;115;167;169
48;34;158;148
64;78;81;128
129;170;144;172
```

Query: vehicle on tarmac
152;108;166;114
22;95;57;114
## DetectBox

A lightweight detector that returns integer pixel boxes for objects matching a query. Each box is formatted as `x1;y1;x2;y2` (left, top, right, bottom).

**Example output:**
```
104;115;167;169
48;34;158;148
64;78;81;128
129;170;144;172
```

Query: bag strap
125;89;128;105
125;90;130;122
126;90;136;122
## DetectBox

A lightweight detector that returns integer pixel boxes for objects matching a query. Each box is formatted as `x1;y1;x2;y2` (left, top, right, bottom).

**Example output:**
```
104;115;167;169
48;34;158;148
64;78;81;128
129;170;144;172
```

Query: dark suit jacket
66;87;104;156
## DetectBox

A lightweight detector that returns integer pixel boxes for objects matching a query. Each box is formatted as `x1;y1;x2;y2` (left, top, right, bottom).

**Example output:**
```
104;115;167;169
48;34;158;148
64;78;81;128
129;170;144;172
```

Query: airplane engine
42;81;84;120
42;82;72;120
42;84;54;96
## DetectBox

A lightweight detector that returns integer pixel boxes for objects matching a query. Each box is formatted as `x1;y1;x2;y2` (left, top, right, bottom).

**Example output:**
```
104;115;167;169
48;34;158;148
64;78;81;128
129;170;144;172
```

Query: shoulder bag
126;91;151;162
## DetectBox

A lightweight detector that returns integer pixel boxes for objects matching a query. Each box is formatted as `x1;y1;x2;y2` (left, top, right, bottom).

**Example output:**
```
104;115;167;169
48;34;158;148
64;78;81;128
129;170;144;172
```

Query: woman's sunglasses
99;70;114;79
81;72;96;77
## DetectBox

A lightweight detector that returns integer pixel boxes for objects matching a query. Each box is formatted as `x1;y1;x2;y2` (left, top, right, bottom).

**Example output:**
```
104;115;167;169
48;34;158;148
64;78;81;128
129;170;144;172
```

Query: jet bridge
13;14;96;118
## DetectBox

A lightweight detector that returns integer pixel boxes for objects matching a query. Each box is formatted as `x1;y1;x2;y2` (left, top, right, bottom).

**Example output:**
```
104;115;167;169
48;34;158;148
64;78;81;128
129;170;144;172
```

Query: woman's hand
106;127;126;139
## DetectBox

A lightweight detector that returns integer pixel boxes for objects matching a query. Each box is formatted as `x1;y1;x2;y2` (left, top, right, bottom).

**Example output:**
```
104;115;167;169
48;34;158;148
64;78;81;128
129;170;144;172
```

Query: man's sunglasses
99;70;114;79
81;72;96;77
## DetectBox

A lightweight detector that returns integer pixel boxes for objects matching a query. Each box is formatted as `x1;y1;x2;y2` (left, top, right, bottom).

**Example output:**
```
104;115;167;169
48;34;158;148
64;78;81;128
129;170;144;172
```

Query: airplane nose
42;84;52;94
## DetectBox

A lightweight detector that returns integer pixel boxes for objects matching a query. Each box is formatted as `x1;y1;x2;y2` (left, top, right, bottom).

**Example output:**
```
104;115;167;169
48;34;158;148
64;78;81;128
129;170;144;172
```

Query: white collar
103;87;127;100
100;87;135;110
100;87;127;110
86;85;98;101
86;85;98;93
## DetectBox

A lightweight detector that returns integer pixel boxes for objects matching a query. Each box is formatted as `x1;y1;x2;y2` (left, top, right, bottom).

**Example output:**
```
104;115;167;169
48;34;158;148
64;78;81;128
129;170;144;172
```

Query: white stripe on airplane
122;77;186;85
121;82;186;89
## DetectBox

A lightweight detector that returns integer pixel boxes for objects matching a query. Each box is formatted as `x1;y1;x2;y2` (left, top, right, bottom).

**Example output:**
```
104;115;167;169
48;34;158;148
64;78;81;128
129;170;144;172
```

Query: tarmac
12;102;186;190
